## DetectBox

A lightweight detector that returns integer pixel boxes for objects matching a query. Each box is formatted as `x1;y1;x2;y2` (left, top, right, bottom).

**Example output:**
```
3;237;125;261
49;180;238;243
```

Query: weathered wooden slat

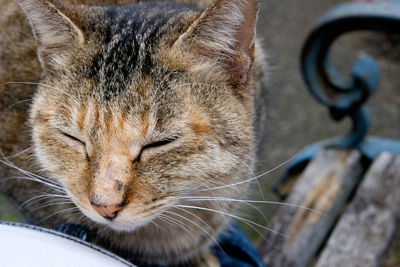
257;149;363;267
315;152;400;267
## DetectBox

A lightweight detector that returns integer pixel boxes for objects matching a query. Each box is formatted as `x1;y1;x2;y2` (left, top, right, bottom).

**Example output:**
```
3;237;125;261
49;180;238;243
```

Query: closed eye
142;138;176;150
136;136;180;162
61;131;85;145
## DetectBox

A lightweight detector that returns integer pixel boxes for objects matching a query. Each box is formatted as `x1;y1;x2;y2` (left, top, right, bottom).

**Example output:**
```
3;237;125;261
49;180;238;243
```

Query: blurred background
251;0;400;266
1;0;399;266
255;0;399;197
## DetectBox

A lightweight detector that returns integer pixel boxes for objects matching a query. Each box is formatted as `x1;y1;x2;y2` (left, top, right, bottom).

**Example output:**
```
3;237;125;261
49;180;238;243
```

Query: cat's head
21;0;259;235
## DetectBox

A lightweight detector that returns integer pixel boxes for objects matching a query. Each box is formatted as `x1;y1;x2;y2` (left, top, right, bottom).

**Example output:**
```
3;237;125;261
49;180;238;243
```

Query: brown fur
0;0;267;265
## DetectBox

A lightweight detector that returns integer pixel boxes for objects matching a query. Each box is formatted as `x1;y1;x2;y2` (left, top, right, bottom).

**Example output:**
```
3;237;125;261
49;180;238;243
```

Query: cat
0;0;267;265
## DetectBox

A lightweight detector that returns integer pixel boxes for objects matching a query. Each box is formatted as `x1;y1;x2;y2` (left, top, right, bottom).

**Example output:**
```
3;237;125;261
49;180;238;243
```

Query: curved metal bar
302;0;400;113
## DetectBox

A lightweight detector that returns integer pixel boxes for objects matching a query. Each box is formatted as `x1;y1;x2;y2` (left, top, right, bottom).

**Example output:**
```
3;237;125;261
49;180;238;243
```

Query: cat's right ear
173;0;260;91
18;0;85;72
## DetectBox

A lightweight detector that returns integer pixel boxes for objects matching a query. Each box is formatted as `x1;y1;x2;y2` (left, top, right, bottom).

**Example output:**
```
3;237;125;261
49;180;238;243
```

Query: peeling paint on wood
315;152;400;267
257;149;363;267
287;171;342;243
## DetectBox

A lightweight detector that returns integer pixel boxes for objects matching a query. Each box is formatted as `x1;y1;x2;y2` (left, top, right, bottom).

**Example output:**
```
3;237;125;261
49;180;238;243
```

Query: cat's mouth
73;194;177;232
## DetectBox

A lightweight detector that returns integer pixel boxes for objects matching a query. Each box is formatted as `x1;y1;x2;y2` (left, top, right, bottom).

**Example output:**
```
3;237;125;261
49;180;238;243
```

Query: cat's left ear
18;0;85;72
174;0;260;87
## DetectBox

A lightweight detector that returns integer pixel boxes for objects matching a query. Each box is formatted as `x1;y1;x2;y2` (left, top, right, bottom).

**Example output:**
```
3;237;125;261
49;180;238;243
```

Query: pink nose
90;200;127;220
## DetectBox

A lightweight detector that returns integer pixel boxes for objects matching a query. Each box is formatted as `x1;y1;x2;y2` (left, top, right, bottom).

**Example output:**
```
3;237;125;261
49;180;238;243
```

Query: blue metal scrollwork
274;0;400;197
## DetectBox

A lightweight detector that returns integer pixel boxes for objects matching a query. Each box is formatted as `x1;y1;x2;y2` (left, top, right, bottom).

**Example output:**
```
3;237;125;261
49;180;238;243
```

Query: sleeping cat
0;0;267;265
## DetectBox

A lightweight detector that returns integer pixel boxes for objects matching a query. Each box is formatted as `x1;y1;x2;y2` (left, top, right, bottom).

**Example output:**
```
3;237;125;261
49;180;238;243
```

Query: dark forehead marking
89;1;192;100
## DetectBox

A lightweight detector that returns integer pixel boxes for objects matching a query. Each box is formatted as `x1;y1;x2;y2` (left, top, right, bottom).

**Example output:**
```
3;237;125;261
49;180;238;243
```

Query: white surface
0;223;133;266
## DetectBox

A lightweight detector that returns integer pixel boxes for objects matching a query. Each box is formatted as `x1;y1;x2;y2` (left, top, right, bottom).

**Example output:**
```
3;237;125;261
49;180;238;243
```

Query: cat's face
23;0;259;234
31;68;253;232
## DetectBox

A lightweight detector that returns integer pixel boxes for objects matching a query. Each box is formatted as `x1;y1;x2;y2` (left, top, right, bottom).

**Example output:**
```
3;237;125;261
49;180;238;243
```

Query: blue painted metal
274;0;400;197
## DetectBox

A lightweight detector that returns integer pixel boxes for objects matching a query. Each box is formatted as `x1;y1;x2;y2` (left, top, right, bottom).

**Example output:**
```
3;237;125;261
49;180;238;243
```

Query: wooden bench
257;149;400;267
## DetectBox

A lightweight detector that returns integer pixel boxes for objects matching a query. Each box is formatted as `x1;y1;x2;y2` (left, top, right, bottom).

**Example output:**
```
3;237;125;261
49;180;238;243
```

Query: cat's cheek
33;137;87;173
32;143;62;175
64;139;86;154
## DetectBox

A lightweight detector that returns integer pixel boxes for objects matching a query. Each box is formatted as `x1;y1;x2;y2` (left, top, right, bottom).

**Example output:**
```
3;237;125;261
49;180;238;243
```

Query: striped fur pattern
0;0;266;265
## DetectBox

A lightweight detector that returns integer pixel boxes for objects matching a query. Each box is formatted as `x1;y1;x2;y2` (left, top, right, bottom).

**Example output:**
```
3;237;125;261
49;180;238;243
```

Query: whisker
3;176;65;193
0;81;77;103
3;147;33;160
149;220;169;235
226;151;265;200
184;197;270;226
163;210;224;253
186;165;234;193
0;151;64;191
199;154;296;192
157;213;196;239
172;207;215;233
18;193;69;209
175;204;287;237
180;196;326;216
31;201;75;211
39;207;80;223
5;98;32;110
238;215;278;250
0;154;54;183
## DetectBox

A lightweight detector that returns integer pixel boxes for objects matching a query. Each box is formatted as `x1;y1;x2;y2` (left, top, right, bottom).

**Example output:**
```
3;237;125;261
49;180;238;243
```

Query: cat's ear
175;0;260;87
18;0;85;71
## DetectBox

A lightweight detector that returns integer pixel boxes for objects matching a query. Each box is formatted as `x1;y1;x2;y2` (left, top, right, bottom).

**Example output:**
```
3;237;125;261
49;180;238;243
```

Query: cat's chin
84;211;157;233
104;217;153;233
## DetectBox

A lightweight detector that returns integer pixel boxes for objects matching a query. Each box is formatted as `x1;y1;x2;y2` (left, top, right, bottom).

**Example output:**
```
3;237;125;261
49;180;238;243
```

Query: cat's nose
90;200;127;220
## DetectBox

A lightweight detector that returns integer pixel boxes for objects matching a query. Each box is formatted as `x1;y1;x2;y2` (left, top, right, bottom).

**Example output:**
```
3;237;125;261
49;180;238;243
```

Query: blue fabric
211;222;266;267
59;221;266;266
58;224;91;242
